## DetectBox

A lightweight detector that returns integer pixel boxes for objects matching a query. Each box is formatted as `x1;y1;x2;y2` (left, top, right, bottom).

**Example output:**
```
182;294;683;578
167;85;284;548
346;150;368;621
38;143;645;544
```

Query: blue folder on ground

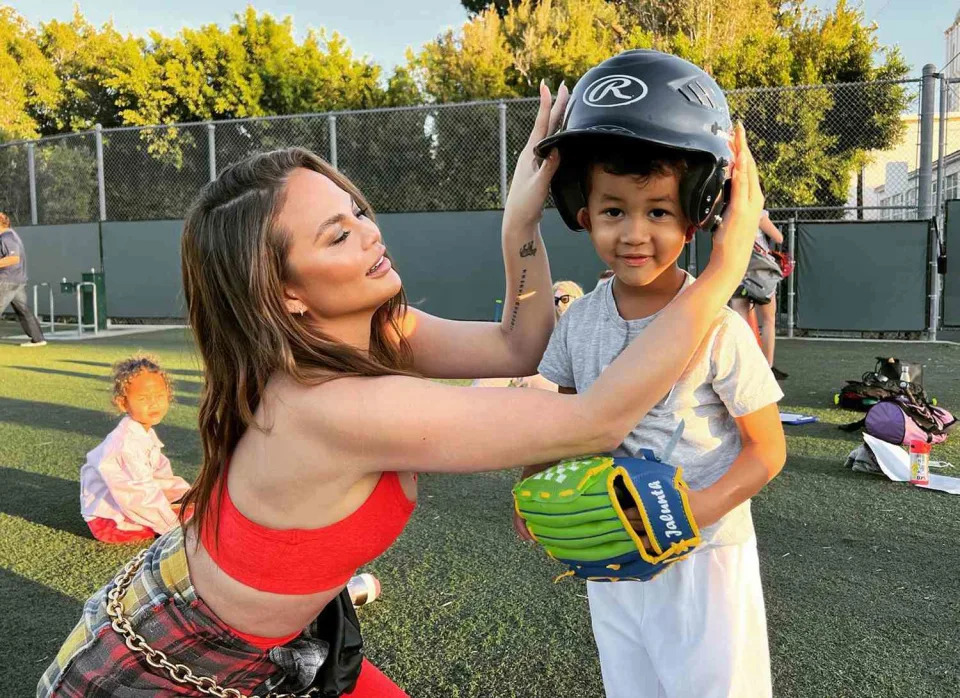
780;413;819;425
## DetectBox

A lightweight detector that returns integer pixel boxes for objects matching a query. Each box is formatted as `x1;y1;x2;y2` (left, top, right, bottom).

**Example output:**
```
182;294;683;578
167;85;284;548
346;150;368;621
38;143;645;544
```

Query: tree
425;0;909;213
35;10;144;134
0;8;60;140
461;0;519;15
786;0;909;215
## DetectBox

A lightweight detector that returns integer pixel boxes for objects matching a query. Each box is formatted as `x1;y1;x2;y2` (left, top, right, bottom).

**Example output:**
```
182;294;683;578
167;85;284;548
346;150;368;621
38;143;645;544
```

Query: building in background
868;113;960;220
844;12;960;219
946;10;960;112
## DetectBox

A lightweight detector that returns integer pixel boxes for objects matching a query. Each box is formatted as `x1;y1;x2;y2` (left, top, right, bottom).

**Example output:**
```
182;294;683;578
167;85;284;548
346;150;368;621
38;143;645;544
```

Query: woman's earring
299;307;306;317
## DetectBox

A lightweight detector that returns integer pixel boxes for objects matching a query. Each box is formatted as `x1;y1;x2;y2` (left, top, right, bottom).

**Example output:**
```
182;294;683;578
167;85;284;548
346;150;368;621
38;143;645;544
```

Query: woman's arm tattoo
509;269;527;331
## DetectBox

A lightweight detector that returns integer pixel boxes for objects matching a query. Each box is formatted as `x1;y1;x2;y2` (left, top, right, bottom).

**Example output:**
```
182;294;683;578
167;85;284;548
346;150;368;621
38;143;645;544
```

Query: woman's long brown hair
179;147;414;541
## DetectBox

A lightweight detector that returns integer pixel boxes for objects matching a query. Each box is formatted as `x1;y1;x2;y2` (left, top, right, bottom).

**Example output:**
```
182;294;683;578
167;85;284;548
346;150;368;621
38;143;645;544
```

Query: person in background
729;211;785;374
0;212;47;347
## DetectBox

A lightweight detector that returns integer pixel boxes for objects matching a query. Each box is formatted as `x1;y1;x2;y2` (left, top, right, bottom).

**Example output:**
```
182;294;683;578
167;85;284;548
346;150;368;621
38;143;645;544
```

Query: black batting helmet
535;50;733;231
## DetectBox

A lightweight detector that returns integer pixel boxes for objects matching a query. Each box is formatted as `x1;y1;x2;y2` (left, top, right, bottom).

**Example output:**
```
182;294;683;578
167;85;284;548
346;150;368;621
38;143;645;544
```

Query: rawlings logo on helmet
583;75;648;108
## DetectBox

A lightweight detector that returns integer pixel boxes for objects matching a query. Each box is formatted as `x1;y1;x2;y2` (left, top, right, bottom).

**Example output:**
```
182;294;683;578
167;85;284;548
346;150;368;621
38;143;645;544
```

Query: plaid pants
37;527;407;697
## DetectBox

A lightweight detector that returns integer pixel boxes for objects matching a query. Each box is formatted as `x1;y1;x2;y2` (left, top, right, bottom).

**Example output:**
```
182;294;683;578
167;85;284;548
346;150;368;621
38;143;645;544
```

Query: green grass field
2;322;959;697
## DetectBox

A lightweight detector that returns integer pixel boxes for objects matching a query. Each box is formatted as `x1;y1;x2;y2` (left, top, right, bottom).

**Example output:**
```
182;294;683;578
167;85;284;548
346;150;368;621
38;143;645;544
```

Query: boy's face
577;166;690;289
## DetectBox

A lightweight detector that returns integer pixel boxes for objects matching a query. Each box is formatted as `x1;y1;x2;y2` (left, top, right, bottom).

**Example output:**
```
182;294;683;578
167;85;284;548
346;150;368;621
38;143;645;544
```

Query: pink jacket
79;417;190;533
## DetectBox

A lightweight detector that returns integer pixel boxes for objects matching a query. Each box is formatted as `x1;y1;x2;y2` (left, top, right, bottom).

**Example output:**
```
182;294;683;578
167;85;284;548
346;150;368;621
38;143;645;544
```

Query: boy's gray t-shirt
538;272;783;548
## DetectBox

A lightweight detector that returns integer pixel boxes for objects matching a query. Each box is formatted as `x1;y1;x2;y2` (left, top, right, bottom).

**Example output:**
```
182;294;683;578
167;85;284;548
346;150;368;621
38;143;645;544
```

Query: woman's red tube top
200;470;416;595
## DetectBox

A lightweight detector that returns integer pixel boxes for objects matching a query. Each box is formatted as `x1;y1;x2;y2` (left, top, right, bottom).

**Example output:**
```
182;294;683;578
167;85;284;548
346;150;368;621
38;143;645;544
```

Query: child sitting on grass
80;354;189;543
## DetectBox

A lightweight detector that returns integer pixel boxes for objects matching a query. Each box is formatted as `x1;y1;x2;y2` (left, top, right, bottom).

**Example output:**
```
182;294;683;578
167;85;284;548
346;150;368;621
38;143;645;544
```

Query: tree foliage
446;0;911;211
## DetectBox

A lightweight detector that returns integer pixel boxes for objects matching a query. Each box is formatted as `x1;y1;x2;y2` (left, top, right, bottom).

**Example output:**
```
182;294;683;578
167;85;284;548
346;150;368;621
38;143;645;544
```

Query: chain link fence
0;76;941;226
729;78;923;220
935;79;960;213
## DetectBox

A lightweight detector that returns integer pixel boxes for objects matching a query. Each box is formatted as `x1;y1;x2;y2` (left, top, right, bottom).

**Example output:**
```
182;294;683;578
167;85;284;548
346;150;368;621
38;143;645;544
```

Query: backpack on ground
833;357;925;411
837;357;956;445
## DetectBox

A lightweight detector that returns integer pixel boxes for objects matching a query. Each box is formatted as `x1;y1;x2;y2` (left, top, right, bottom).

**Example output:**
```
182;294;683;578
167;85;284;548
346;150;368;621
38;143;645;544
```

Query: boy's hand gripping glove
512;423;701;581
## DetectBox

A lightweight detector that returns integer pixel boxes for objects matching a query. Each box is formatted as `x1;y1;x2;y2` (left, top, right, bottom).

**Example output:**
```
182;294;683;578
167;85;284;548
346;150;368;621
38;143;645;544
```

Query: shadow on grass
0;397;198;452
0;467;90;538
783;453;863;481
782;420;863;444
11;365;111;384
0;568;82;689
62;359;203;379
12;365;203;395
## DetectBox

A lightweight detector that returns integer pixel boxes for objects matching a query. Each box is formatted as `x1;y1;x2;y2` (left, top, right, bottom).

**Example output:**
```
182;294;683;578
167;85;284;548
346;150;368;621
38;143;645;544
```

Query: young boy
527;50;786;697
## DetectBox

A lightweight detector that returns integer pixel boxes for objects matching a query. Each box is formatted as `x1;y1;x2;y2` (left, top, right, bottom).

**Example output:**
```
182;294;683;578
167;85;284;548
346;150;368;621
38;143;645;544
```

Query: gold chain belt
105;549;321;698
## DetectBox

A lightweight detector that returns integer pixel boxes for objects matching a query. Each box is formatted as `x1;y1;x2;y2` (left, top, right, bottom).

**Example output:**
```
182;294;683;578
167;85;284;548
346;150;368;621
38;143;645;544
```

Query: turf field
1;322;958;697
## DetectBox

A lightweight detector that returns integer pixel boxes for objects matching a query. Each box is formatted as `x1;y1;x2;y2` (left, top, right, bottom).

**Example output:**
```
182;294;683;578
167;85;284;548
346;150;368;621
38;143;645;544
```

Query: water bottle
909;440;930;486
347;573;381;607
899;365;910;389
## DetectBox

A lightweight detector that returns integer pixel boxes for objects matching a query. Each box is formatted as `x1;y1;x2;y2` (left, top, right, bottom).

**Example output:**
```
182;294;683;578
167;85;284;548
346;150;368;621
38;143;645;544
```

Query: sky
7;1;472;72
6;1;958;76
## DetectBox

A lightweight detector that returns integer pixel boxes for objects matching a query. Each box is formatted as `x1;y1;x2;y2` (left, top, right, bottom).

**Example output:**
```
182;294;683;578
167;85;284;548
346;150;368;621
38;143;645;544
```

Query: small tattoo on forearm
509;269;527;331
519;241;537;257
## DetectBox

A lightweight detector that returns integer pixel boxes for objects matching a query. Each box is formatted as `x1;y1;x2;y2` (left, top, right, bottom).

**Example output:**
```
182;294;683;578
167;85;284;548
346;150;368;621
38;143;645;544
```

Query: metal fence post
936;76;948;215
499;100;508;208
787;217;796;339
94;124;106;221
920;66;939;340
27;142;37;225
929;218;940;341
207;122;217;182
919;65;936;220
328;115;338;169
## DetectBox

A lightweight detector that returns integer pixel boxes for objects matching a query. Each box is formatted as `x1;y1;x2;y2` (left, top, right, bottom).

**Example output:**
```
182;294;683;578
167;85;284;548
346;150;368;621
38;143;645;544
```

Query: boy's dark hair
573;138;703;224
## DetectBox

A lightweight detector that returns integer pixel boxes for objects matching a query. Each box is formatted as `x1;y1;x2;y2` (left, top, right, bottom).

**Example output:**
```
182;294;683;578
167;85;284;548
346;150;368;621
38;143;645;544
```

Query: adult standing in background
729;210;783;370
0;212;47;347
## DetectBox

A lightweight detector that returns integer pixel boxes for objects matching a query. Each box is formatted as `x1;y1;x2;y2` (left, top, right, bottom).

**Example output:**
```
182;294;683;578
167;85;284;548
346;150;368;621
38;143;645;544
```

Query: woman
38;84;764;697
550;279;584;319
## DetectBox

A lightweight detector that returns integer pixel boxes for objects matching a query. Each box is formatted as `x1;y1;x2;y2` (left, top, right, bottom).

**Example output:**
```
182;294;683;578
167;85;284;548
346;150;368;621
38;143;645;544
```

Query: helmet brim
535;126;732;165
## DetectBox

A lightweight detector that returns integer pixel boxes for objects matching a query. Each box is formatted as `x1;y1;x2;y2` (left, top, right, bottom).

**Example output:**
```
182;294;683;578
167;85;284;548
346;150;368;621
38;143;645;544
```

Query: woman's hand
502;81;570;231
708;122;765;282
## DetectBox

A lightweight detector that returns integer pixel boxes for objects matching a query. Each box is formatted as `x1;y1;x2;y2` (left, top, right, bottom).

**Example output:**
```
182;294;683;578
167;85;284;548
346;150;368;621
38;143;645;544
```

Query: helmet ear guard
549;155;589;231
680;157;729;232
552;152;731;234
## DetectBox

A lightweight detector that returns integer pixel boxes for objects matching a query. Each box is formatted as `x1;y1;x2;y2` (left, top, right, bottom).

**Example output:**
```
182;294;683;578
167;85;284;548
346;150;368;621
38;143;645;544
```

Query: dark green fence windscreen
796;220;928;332
943;200;960;327
382;209;608;320
101;220;185;318
14;223;101;316
13;216;933;332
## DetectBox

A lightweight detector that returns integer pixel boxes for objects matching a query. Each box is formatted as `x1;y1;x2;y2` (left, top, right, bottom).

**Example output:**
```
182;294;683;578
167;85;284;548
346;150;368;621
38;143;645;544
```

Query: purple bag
864;398;956;446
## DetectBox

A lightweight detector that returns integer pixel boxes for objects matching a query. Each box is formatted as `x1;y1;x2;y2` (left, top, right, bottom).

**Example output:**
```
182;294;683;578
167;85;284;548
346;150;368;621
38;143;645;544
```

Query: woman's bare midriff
184;525;343;639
